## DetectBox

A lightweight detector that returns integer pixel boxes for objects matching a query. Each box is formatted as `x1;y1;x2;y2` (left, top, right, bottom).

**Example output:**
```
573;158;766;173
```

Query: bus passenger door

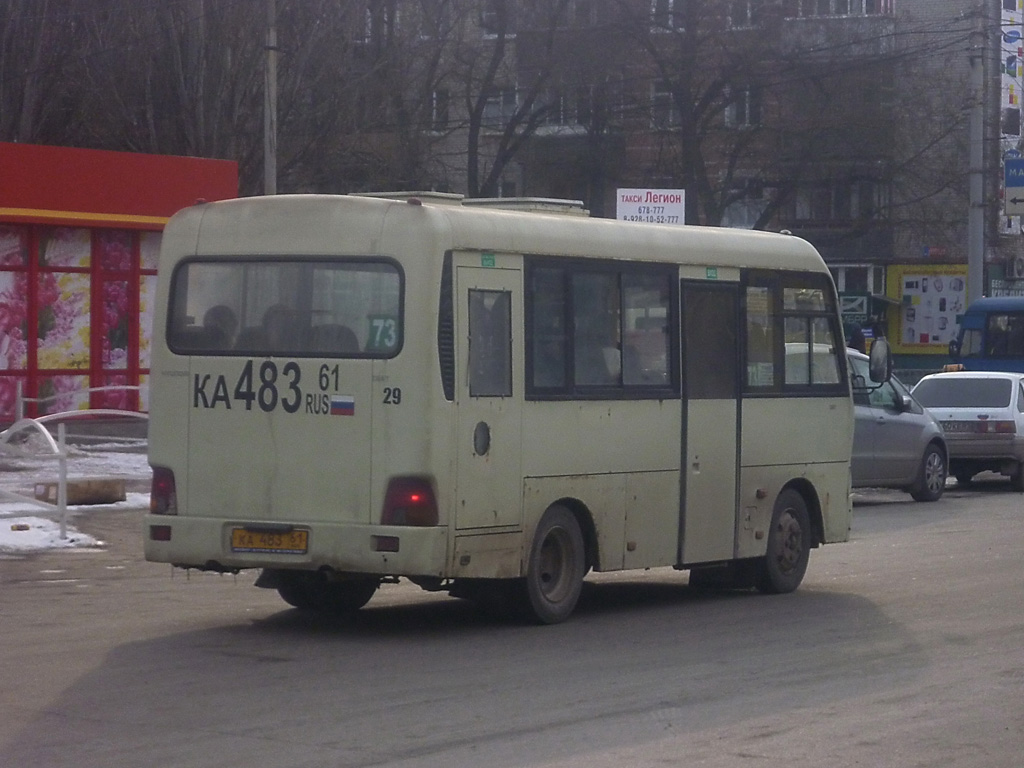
680;281;740;564
454;265;523;530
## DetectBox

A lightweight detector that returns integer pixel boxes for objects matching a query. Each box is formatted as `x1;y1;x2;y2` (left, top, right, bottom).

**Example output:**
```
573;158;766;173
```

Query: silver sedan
849;350;948;501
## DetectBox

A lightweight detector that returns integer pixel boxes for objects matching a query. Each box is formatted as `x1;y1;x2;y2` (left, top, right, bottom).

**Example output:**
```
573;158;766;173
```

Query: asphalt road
0;480;1021;768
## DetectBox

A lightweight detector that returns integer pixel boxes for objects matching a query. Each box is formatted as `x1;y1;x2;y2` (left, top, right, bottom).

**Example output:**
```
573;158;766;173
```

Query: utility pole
967;3;986;305
264;0;278;195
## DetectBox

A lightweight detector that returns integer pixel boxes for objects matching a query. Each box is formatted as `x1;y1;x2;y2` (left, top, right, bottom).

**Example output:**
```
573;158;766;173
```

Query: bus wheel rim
775;510;803;574
538;528;573;602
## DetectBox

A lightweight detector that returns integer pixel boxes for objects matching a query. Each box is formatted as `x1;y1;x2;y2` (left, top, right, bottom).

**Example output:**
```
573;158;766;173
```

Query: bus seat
235;326;268;351
173;326;220;351
310;324;359;353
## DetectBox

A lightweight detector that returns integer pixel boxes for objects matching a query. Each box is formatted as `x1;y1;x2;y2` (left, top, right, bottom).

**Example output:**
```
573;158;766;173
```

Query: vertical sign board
886;264;969;354
1005;158;1024;216
616;189;685;224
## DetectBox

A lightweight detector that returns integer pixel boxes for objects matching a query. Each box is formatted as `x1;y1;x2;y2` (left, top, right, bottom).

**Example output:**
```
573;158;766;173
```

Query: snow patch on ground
0;447;151;553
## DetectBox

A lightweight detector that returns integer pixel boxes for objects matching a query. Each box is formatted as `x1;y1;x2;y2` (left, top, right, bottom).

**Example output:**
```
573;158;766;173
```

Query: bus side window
573;273;620;386
745;285;775;388
469;289;512;397
622;274;670;386
1008;315;1024;356
986;315;1010;357
528;267;567;389
959;327;982;357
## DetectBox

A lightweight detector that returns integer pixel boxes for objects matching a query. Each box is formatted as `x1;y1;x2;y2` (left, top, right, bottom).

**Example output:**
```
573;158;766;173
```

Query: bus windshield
950;298;1024;372
167;259;403;357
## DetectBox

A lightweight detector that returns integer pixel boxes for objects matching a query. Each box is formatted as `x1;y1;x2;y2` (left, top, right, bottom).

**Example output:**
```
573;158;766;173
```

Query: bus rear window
167;259;402;357
913;378;1012;409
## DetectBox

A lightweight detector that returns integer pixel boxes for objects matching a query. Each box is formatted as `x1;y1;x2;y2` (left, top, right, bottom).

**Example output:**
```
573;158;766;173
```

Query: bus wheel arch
755;485;814;595
519;502;589;624
551;497;599;572
781;479;824;547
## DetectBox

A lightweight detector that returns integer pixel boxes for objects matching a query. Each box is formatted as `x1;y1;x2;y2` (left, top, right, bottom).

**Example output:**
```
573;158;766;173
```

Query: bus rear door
454;262;523;532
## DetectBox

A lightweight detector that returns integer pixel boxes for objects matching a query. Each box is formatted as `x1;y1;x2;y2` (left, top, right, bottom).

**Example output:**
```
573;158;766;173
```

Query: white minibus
145;193;853;623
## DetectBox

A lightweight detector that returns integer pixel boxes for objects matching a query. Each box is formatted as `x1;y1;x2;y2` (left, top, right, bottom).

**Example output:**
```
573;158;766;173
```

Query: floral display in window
140;231;161;271
102;280;130;370
0;225;28;266
139;274;157;369
37;272;90;370
100;373;130;409
99;230;132;272
39;227;90;268
37;375;90;415
0;375;27;420
0;271;29;370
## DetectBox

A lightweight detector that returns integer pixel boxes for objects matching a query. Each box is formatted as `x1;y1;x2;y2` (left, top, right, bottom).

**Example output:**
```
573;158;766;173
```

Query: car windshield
913;378;1012;408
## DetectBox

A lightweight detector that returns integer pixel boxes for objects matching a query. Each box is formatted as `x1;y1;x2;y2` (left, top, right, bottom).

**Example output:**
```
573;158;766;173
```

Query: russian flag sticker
330;395;355;416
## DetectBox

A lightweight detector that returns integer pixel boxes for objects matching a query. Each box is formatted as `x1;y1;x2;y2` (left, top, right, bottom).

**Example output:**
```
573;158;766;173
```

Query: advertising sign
886;264;968;353
616;188;685;225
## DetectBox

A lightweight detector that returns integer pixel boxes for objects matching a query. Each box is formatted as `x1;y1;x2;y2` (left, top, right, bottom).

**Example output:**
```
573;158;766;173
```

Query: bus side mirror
868;337;892;383
948;339;960;360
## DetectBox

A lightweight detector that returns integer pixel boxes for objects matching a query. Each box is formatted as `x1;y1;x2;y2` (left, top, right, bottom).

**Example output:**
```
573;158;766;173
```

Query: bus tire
277;571;379;613
909;444;946;502
520;505;585;624
755;489;811;595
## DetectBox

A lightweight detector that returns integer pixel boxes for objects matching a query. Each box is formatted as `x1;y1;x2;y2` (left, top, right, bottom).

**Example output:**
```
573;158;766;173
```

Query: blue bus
948;297;1024;372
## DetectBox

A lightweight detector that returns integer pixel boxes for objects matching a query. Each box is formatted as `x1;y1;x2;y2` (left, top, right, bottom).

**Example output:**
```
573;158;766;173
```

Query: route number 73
367;316;399;352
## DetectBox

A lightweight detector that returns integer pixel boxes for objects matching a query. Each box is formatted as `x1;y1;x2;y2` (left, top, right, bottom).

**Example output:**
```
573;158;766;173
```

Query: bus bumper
143;515;449;578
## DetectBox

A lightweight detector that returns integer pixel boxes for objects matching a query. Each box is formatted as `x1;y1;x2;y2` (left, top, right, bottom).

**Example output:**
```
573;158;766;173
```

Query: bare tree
75;0;264;184
448;0;573;197
0;0;83;143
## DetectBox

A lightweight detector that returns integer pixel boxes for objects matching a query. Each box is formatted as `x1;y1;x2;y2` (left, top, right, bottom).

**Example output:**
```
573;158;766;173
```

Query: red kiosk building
0;142;237;421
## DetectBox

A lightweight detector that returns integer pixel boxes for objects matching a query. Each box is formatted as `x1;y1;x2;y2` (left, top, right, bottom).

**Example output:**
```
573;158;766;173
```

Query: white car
911;371;1024;491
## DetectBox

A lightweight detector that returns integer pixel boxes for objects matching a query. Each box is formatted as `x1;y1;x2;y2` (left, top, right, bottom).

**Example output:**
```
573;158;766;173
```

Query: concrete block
34;478;127;506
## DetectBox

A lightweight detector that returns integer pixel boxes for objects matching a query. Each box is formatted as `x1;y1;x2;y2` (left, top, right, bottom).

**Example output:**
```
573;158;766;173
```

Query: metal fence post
58;423;68;540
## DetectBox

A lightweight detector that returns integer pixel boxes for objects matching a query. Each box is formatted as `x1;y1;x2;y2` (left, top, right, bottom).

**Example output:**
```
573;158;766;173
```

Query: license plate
941;421;974;434
231;528;308;554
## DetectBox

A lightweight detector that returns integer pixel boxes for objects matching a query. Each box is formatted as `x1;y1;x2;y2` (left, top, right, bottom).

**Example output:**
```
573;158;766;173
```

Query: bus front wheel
755;489;811;594
276;571;379;613
520;505;585;624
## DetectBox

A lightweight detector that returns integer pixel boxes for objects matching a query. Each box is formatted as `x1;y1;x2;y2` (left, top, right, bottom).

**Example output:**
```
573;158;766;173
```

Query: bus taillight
381;477;438;526
151;466;178;515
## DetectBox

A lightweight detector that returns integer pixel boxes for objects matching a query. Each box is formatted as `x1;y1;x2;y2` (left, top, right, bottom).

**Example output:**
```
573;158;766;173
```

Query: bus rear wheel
519;505;585;624
755;489;811;594
276;571;379;613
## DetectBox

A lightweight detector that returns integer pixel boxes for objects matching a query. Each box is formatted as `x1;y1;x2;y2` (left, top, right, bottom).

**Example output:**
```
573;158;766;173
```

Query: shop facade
0;142;236;421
